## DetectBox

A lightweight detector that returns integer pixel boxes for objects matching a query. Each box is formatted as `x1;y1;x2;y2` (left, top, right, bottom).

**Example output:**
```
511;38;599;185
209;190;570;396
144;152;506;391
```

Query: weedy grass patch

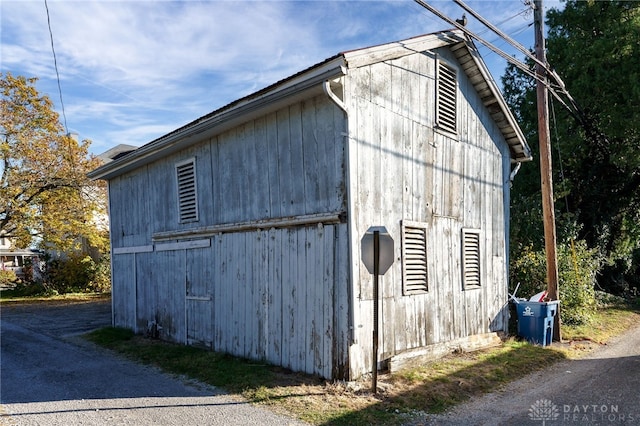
85;302;640;425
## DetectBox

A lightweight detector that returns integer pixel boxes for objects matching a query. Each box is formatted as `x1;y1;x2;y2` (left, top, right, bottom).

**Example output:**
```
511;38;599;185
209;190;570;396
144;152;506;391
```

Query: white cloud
1;0;559;154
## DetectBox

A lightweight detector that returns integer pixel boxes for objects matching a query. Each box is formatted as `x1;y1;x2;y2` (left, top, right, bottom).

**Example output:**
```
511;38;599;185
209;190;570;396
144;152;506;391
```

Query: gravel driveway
0;300;306;426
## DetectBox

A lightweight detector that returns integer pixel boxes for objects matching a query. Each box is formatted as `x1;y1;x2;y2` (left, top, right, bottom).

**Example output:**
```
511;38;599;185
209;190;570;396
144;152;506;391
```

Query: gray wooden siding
107;42;514;381
108;93;346;250
208;97;344;224
108;168;151;248
345;46;510;377
111;253;136;330
111;224;349;379
108;93;350;379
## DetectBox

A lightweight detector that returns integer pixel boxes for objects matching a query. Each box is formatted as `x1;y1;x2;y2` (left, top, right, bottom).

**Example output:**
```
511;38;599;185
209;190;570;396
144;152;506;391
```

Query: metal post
372;230;379;393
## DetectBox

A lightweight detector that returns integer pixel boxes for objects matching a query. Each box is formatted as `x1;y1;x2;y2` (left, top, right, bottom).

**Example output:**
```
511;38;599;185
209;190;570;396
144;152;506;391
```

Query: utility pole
534;0;561;341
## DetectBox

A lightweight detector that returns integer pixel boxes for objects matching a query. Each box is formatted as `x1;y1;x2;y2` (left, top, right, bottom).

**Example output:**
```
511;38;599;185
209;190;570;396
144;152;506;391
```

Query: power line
44;0;68;134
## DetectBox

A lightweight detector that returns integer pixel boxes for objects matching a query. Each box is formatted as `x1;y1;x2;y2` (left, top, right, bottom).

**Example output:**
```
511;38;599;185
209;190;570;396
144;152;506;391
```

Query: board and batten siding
344;46;511;377
111;225;349;379
108;93;351;378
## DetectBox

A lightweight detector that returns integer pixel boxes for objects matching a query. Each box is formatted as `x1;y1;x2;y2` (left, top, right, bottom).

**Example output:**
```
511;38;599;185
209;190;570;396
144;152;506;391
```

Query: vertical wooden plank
406;55;422;124
244;232;256;358
240;123;255;219
370;82;383;226
428;218;441;344
267;227;282;366
217;132;235;223
253;117;271;219
209;136;221;224
306;225;322;375
151;250;186;344
431;133;444;217
302;99;320;214
315;97;336;212
112;253;135;330
192;141;215;226
265;112;281;218
214;234;226;351
354;92;374;301
321;224;335;378
293;228;307;372
186;246;213;348
352;62;371;102
135;251;156;333
147;159;174;232
449;136;463;220
452;220;465;341
234;232;245;355
370;60;391;109
276;108;293;216
281;228;295;371
390;58;404;116
402;118;414;222
331;96;347;213
380;110;402;359
332;224;350;379
289;104;305;215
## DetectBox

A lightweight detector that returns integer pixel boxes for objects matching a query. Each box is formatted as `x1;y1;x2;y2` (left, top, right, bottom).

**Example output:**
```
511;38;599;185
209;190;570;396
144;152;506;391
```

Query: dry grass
86;303;640;425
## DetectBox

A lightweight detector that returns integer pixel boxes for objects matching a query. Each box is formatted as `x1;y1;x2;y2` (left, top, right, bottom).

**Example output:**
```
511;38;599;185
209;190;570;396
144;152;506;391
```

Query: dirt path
406;323;640;425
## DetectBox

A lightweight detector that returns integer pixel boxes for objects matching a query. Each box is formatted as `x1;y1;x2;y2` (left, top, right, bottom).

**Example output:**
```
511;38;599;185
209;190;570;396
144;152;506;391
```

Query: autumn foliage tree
0;72;107;254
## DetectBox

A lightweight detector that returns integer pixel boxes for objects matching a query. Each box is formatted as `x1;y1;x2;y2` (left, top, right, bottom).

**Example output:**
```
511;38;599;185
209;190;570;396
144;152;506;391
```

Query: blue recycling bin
516;300;559;346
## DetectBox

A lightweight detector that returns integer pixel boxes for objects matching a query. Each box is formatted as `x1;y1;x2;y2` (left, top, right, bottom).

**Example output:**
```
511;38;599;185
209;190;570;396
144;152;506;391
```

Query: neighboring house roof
0;249;40;257
96;144;138;164
89;30;531;181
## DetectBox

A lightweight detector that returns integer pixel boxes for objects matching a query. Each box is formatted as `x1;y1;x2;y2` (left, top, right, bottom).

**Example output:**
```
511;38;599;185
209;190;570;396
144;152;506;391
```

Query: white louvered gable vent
436;60;457;134
176;159;198;223
402;221;428;295
462;229;481;289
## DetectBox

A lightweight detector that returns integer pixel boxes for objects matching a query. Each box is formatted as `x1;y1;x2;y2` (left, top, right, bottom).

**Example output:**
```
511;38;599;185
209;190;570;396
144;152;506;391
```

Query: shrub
510;239;601;325
45;254;111;293
0;269;17;287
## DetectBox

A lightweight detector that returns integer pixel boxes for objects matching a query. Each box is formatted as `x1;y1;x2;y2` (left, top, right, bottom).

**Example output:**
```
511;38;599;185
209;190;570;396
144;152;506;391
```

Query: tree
545;0;640;293
504;0;640;294
0;73;107;253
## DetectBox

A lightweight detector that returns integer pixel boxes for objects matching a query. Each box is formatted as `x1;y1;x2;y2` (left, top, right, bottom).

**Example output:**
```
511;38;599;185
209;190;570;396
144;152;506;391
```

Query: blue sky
1;0;563;155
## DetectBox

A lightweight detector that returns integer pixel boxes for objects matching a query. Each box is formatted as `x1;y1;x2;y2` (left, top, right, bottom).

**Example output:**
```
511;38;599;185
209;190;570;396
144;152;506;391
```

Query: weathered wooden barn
89;30;531;380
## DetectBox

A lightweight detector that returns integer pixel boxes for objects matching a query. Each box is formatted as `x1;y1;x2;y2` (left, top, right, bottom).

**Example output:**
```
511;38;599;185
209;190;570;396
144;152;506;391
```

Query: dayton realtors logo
529;399;637;424
529;399;560;425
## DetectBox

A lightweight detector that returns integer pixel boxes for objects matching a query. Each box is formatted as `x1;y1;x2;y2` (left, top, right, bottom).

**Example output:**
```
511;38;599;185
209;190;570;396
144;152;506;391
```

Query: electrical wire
551;97;581;280
44;0;68;135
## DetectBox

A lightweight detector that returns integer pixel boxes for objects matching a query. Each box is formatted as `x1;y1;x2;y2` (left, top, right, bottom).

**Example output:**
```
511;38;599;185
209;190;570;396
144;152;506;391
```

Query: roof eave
450;37;532;162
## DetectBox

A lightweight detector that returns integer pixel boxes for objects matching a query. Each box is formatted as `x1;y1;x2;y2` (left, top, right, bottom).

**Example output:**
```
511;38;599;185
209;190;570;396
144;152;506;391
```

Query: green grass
85;328;295;394
0;286;110;304
84;302;640;425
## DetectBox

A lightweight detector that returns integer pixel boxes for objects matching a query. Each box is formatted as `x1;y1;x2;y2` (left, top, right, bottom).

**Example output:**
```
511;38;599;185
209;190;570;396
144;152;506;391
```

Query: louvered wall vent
402;221;429;294
462;228;481;288
176;159;198;223
436;60;457;134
